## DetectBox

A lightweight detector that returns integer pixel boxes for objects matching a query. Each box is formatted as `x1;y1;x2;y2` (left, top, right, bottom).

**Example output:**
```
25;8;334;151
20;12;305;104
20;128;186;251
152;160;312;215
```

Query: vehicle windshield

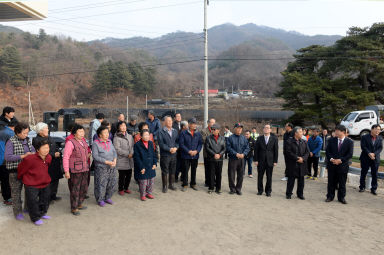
342;112;358;122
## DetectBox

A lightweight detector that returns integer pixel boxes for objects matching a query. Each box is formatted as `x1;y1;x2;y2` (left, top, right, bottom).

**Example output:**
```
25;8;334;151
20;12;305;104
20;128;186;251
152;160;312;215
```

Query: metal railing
319;151;384;189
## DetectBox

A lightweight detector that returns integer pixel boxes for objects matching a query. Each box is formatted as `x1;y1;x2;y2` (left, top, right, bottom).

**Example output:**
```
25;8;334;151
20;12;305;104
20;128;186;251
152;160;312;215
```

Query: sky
3;0;384;41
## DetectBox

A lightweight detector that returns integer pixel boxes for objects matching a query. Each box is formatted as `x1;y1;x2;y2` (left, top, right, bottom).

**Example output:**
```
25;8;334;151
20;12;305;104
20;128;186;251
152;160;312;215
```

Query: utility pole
126;96;129;120
203;0;209;128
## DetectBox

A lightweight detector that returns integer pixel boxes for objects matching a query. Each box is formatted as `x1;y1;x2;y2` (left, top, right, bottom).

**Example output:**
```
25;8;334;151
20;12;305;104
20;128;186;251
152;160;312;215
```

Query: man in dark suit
254;124;278;196
172;112;182;182
359;124;383;195
172;112;182;132
158;116;179;193
284;126;309;200
282;123;294;181
325;125;354;204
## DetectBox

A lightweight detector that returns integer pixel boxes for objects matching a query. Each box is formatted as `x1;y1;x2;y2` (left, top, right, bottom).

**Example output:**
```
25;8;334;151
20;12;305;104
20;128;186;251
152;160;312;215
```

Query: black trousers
0;165;11;201
118;169;132;191
307;156;320;177
327;170;347;201
25;185;50;222
257;165;274;194
49;180;59;200
208;160;223;191
182;159;198;187
160;155;177;175
224;138;229;158
286;176;305;196
204;157;210;186
228;158;244;192
360;160;379;191
283;154;288;177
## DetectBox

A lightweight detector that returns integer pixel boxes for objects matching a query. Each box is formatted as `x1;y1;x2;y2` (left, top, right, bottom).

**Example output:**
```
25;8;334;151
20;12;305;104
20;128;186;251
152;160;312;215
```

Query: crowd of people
0;106;382;226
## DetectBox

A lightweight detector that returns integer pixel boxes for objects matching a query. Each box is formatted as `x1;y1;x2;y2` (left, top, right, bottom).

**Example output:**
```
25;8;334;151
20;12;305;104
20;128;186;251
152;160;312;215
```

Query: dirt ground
0;158;383;255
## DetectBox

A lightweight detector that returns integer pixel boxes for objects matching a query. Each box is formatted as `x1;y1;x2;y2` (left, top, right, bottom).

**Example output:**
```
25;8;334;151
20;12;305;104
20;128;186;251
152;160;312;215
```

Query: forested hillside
0;23;342;113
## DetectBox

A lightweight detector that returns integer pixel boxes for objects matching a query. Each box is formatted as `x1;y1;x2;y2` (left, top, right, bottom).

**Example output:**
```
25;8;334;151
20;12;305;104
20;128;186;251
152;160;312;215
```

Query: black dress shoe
236;191;242;196
298;196;305;200
371;190;377;195
325;198;333;202
51;196;62;201
229;191;235;195
359;188;365;193
339;199;347;204
286;195;291;199
257;192;263;195
191;186;198;191
169;186;177;191
266;193;271;197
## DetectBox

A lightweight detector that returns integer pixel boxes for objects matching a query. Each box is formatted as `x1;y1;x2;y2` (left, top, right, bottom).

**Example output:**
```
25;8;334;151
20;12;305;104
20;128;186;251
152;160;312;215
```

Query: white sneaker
248;175;253;178
281;177;288;181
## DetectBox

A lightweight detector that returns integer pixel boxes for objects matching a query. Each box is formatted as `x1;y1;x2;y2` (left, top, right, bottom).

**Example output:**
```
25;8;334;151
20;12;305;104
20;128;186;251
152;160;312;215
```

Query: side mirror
355;118;360;122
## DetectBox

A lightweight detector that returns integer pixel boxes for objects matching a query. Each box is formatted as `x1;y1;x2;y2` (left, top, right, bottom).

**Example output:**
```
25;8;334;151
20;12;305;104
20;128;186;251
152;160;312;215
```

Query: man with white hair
32;122;63;202
284;126;309;200
158;116;179;193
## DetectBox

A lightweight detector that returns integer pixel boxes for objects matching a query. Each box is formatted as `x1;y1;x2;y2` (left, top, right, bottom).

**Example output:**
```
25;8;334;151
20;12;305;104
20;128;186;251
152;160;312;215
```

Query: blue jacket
307;135;323;157
226;134;250;159
0;127;15;165
146;118;161;140
179;130;203;160
88;119;101;146
133;140;157;180
158;127;179;157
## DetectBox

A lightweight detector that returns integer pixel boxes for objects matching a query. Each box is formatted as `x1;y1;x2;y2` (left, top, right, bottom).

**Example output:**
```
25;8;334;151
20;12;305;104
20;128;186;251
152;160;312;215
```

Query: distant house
195;89;219;97
239;90;253;96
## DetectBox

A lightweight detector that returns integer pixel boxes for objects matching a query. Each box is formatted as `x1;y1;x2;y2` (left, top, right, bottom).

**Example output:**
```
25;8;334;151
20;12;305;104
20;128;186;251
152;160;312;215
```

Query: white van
340;105;384;137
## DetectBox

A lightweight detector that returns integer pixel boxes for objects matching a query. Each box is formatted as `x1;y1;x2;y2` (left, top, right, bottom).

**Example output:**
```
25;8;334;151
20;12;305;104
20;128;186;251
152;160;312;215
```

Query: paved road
1;146;384;255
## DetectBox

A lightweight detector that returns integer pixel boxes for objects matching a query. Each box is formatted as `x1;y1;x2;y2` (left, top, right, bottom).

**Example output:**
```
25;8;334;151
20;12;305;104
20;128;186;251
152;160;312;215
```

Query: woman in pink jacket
63;124;90;216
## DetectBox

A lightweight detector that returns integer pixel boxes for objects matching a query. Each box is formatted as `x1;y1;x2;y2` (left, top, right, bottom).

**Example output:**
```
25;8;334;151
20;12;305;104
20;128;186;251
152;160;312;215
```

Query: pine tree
0;46;24;86
277;23;384;126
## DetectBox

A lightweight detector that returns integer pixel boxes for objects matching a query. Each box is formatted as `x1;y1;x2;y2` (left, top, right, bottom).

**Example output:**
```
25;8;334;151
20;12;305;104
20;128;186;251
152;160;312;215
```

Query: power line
115;37;204;51
32;51;384;66
30;20;204;46
56;19;174;36
31;59;203;78
12;1;202;28
210;56;384;61
22;35;204;63
49;0;146;14
27;54;384;79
